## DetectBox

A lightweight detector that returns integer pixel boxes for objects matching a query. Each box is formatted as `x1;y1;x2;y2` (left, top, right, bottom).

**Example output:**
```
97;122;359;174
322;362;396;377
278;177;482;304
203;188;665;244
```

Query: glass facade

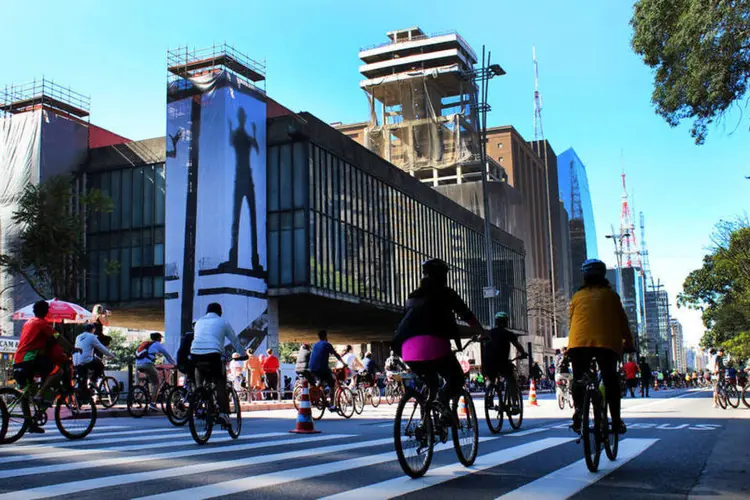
557;148;597;290
85;163;166;302
268;138;527;330
645;289;671;369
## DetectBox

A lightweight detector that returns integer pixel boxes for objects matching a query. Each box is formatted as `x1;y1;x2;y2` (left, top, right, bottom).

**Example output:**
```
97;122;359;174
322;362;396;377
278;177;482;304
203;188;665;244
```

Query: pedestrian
711;348;726;408
623;356;639;398
639;358;652;397
262;348;280;400
244;349;265;400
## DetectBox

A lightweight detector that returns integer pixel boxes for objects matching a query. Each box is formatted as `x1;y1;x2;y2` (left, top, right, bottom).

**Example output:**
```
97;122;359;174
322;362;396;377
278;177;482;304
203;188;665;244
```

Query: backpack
136;341;155;360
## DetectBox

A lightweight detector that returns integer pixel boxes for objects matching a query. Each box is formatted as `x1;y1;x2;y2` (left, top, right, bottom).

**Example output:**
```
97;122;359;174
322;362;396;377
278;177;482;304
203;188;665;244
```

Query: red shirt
623;361;639;380
15;317;57;363
262;354;280;373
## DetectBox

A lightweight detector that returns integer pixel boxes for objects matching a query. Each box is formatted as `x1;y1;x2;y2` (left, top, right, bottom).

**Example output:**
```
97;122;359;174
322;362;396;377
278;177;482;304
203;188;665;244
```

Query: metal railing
360;30;477;62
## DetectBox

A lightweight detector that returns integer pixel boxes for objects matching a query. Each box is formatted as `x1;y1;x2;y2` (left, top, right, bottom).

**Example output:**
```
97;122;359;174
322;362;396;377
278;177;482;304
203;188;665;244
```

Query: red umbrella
11;298;94;324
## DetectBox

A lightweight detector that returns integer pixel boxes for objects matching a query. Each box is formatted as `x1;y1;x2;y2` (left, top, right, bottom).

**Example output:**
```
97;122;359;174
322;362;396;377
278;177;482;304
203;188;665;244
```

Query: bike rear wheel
56;391;97;439
166;386;189;426
188;387;214;445
484;384;503;434
603;399;618;461
0;388;30;444
127;386;149;418
506;381;523;430
726;384;741;408
385;383;396;405
292;386;303;411
370;386;381;407
742;385;750;409
227;385;242;439
0;398;7;442
452;390;478;466
309;386;326;420
97;377;121;409
582;388;602;472
353;389;364;415
557;389;565;410
717;388;728;409
336;387;355;419
394;389;433;478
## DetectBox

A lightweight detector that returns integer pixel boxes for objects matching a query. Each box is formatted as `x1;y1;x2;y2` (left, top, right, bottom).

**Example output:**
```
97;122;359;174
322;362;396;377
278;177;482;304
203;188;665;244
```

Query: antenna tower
639;212;653;286
533;45;544;141
619;169;641;268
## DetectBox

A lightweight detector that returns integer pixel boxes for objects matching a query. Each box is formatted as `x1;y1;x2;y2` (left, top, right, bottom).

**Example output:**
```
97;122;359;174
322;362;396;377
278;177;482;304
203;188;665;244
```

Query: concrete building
670;319;686;372
645;288;671;370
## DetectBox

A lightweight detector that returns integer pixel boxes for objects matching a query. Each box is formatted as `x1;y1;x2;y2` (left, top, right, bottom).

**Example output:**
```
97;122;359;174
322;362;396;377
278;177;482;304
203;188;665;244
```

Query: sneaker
148;403;158;411
617;421;627;434
28;425;46;434
216;413;230;426
570;411;582;434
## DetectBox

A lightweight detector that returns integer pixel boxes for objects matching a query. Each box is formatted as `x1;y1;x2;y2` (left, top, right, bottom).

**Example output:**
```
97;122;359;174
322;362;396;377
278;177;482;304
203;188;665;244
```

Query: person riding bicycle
392;258;484;419
338;345;364;388
568;259;634;435
135;332;176;407
13;300;80;433
481;312;528;396
309;330;348;411
73;323;115;393
554;347;573;391
712;347;726;408
176;328;195;385
361;352;382;387
295;343;315;385
191;302;245;425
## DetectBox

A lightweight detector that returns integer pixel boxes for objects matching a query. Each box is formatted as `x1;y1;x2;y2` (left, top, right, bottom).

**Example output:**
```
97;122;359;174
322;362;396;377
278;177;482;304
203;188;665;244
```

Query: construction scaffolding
0;78;90;119
167;43;266;91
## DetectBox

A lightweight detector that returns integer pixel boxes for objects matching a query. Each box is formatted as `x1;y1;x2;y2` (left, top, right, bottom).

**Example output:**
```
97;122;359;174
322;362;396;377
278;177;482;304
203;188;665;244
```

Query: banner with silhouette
165;71;268;357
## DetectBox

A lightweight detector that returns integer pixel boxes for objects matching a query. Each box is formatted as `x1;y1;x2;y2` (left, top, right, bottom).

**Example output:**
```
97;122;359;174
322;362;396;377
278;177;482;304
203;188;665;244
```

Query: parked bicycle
188;357;244;445
393;342;478;478
0;363;97;444
127;365;175;418
484;355;525;434
575;357;618;473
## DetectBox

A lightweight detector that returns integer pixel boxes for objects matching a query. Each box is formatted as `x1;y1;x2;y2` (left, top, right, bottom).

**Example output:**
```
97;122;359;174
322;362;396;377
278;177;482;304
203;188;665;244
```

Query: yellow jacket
568;285;633;355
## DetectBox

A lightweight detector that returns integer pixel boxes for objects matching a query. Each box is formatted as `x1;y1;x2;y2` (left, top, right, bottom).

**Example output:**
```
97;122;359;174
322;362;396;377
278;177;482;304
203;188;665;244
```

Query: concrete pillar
267;297;280;356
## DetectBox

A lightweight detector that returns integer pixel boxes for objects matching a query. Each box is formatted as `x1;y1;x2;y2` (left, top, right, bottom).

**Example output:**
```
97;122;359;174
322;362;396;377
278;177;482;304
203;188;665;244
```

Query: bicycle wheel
0;388;30;444
127;386;149;418
353;389;364;415
310;386;326;421
292;386;302;411
394;389;433;478
226;385;242;439
452;390;478;466
370;386;381;407
484;384;503;434
336;387;355;419
717;387;728;409
742;385;750;409
557;389;565;410
726;384;741;408
55;391;97;440
166;386;189;426
507;381;523;430
385;384;395;405
603;399;618;461
97;377;121;409
157;384;172;413
0;398;7;442
582;388;602;472
188;387;213;445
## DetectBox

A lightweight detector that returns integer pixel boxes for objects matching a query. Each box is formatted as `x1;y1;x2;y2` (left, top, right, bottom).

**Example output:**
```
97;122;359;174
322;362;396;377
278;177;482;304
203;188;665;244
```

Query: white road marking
497;438;658;499
137;437;500;500
0;433;353;481
320;437;575;500
0;427;177;448
0;432;287;465
503;427;550;437
0;436;389;499
2;428;186;450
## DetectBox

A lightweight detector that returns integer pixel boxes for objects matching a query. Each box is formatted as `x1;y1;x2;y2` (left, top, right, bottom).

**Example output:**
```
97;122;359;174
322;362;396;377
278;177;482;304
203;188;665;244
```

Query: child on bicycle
568;259;635;435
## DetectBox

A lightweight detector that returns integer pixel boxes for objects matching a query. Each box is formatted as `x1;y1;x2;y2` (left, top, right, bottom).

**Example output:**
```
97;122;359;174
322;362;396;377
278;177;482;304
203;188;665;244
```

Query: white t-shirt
340;353;362;371
229;359;244;375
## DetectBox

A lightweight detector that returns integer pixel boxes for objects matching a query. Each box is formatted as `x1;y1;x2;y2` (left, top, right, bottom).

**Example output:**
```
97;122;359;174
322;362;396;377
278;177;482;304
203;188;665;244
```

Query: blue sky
3;1;748;346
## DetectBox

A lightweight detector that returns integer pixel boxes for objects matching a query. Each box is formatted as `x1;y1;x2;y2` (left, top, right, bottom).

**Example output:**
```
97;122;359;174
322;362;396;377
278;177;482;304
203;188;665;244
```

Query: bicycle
165;375;195;427
0;362;97;444
0;397;8;442
188;358;243;445
715;377;740;409
575;357;618;473
484;356;525;434
385;373;406;405
75;366;121;409
353;373;382;415
393;342;479;478
127;365;175;418
556;377;574;410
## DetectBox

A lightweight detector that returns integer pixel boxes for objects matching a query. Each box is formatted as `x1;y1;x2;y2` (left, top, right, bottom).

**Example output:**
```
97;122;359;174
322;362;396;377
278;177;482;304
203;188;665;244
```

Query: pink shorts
402;335;451;362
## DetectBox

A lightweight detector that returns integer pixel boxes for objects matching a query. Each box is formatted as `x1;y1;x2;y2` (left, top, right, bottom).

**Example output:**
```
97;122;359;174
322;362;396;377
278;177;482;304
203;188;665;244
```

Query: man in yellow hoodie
568;259;635;435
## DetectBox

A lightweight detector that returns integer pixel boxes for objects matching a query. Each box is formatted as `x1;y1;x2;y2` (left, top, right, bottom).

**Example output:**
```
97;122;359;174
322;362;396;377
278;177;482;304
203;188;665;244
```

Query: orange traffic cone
289;379;321;434
457;395;468;417
528;379;539;407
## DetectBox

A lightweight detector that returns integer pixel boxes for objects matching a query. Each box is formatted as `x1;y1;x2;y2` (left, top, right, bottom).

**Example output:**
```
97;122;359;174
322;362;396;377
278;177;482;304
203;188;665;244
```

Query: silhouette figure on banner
220;107;262;273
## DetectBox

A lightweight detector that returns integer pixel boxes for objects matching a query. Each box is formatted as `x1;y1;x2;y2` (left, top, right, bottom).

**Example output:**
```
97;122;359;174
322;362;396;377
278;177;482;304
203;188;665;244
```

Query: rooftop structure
0;78;90;118
167;43;266;91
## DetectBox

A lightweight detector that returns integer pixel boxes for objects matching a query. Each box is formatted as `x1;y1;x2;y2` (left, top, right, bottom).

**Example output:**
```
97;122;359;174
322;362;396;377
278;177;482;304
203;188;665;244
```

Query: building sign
164;71;268;356
0;337;20;353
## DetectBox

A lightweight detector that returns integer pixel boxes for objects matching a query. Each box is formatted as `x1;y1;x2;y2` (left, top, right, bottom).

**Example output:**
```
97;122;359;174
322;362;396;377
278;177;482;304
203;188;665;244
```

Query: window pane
133;167;144;227
280;145;292;210
144;166;155;226
268;231;279;286
268;146;279;211
154;243;165;266
154;276;164;298
121;169;132;229
293;142;306;209
281;230;293;284
100;173;110;232
131;277;141;299
294;227;306;284
120;248;130;300
110;170;121;231
142;277;153;299
155;165;165;225
109;248;119;300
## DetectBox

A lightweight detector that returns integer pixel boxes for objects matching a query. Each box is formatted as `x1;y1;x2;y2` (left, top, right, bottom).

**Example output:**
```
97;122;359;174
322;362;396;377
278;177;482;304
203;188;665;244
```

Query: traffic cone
528;379;540;407
289;379;321;434
457;396;468;417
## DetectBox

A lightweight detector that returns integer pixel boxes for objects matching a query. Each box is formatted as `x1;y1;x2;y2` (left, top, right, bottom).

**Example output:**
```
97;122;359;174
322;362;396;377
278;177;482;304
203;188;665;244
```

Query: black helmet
494;311;509;327
581;259;606;277
422;258;449;278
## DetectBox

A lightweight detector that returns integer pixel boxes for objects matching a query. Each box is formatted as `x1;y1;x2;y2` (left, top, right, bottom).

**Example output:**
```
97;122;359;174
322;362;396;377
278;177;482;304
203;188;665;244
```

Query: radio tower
533;45;544;141
619;169;641;268
640;212;652;286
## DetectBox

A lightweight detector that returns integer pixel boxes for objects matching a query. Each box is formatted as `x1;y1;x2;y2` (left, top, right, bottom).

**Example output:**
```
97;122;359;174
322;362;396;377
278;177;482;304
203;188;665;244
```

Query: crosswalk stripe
320;437;574;500
0;433;353;481
0;432;288;465
0;436;392;499
136;437;499;500
2;428;187;450
503;427;549;437
1;427;179;447
497;438;658;499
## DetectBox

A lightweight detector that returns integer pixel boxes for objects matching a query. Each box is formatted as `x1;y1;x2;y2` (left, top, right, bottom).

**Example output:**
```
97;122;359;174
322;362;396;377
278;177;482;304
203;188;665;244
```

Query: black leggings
407;354;464;404
568;347;621;425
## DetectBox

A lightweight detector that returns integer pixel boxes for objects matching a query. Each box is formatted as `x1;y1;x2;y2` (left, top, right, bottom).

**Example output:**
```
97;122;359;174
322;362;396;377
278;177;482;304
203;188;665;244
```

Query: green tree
279;342;301;364
106;329;139;370
0;175;112;302
631;0;750;144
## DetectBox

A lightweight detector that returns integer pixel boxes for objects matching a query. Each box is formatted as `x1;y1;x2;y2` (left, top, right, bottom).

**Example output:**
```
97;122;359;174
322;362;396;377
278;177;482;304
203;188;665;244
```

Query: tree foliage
279;342;301;364
0;175;112;302
678;219;750;360
103;329;139;370
631;0;750;144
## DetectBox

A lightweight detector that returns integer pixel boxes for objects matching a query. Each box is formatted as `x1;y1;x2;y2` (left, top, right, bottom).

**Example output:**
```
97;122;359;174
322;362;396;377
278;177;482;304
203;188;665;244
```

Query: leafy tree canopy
631;0;750;144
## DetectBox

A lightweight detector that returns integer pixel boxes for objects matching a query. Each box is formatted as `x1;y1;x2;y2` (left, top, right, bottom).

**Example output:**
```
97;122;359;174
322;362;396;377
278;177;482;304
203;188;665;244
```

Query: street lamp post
605;230;630;295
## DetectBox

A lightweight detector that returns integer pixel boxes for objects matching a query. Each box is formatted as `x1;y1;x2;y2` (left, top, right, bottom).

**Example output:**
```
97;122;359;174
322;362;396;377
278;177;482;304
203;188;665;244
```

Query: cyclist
393;258;484;419
482;312;528;395
554;347;573;392
309;330;348;411
568;259;634;435
295;343;314;385
339;345;364;388
361;352;382;387
13;301;79;433
711;347;725;408
135;332;176;406
176;329;195;385
191;302;244;425
73;323;114;393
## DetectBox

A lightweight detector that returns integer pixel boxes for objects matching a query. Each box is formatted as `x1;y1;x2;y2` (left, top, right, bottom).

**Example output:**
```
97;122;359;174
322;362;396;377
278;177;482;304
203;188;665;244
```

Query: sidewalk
689;417;750;499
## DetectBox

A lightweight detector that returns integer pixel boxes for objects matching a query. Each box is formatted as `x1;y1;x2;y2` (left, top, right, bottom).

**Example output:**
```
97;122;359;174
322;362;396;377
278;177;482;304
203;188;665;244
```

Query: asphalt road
0;387;748;499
